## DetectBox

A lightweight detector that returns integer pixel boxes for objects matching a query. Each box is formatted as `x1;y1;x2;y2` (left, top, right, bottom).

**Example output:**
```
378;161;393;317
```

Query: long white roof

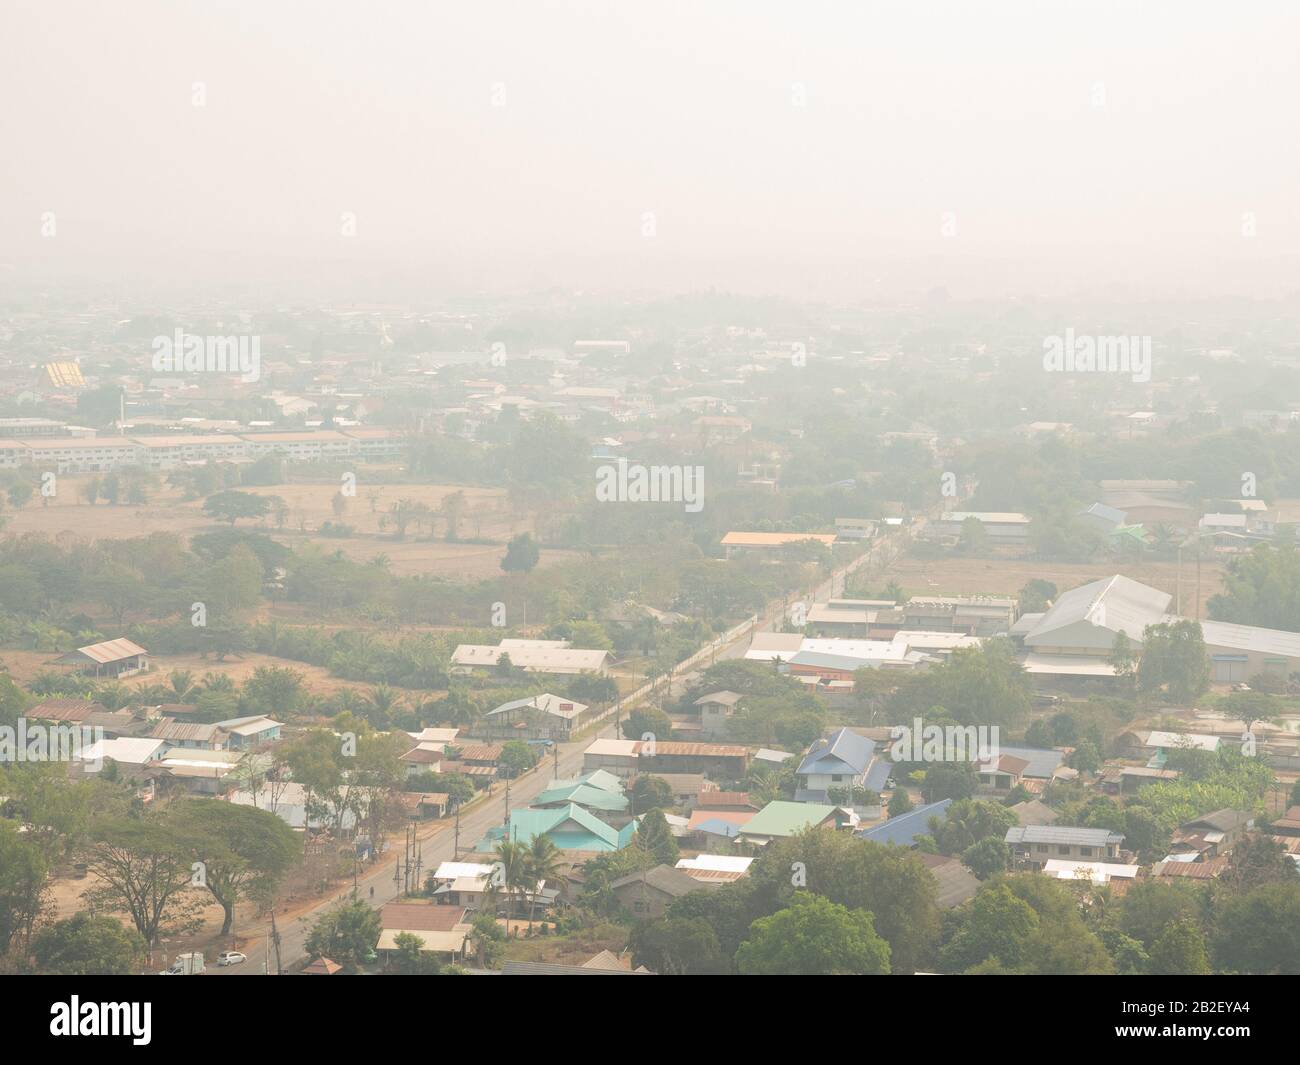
1042;860;1139;883
1024;574;1171;649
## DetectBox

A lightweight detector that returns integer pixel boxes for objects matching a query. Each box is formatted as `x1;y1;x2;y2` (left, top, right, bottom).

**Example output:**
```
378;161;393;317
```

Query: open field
0;646;383;698
877;552;1228;619
1;474;580;579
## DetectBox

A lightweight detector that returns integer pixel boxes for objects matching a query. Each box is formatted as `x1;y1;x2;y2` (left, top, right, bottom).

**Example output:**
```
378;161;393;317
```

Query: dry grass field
0;474;581;579
877;553;1228;618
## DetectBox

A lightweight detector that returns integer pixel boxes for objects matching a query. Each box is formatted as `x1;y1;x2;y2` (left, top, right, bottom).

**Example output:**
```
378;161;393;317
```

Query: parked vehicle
216;951;247;967
160;952;205;975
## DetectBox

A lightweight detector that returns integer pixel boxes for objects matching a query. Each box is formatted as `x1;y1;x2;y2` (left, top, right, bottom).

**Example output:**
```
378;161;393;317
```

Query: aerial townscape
2;4;1298;1018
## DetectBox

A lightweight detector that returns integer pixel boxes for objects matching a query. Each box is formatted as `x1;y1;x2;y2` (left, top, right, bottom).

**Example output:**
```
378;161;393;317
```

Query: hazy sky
3;1;1299;300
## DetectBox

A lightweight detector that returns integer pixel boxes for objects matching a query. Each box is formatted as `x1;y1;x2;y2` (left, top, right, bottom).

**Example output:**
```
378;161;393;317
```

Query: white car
216;951;247;967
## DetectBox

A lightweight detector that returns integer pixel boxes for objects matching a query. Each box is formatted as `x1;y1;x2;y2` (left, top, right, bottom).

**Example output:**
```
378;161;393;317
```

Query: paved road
214;612;766;974
213;527;914;973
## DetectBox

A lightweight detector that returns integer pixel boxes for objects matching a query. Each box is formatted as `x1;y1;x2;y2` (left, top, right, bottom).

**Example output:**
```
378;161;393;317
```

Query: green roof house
481;803;638;853
737;800;839;846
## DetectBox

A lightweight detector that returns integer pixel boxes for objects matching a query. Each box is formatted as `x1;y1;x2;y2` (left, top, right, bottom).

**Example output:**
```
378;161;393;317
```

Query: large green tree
0;819;48;954
32;913;145;975
747;829;940;973
171;800;301;935
1212;881;1300;974
203;490;272;526
304;897;381;969
1138;620;1210;701
736;893;890;975
83;815;202;945
629;917;725;974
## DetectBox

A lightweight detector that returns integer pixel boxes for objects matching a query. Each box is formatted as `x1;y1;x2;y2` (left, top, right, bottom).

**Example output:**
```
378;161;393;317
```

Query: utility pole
1176;541;1182;614
553;744;559;779
270;909;283;975
1195;539;1202;620
453;802;461;859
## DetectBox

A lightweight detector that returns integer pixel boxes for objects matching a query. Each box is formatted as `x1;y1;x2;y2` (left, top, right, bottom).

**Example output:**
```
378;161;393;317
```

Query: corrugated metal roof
858;798;953;846
1005;825;1124;846
75;638;148;664
380;903;467;932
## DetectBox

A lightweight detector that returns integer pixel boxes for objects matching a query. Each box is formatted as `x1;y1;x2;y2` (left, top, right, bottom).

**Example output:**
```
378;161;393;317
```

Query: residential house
1041;860;1140;884
674;854;754;885
152;748;249;795
27;698;107;724
1010;799;1059;826
214;715;282;749
535;772;630;816
976;753;1030;794
147;718;228;750
694;690;743;737
915;852;980;908
399;743;445;779
1151;858;1228;881
485;803;639;853
1172;809;1253;859
78;737;167;777
737;800;840;846
426;861;496;908
631;772;707;802
397;792;450;821
377;902;471;959
610;864;708;919
795;726;891;803
1005;825;1125;867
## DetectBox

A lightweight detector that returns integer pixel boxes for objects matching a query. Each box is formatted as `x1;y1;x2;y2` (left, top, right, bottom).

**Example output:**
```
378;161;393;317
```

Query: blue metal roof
863;758;893;794
857;798;953;846
798;727;877;776
692;818;742;838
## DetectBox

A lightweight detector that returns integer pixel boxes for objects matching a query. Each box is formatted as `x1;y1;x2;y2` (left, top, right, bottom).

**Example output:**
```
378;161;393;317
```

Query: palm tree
93;682;130;711
168;669;196;701
365;684;405;727
492;839;530;926
200;672;235;694
524;836;562;930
